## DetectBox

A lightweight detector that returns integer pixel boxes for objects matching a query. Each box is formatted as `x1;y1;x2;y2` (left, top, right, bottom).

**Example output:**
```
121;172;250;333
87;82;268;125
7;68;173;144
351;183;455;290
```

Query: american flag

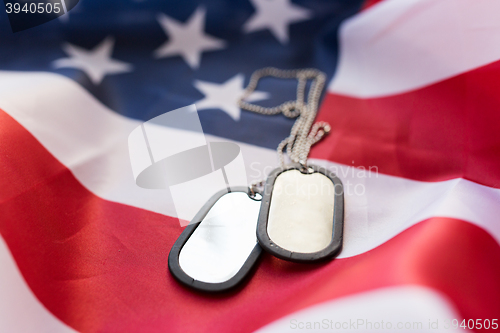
1;0;499;332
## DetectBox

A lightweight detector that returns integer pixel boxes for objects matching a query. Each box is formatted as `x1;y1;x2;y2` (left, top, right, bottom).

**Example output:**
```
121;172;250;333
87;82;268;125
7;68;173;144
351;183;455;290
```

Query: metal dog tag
169;187;262;292
257;165;344;262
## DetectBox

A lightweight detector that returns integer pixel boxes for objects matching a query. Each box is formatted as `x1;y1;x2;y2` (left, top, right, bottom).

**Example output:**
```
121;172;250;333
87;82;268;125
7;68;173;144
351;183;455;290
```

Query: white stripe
329;0;500;98
0;236;79;333
0;71;500;259
255;286;468;333
310;159;500;258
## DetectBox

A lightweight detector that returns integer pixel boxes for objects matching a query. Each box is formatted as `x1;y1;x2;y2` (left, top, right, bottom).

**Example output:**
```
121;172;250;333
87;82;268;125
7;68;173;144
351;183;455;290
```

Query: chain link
248;179;265;199
238;67;329;168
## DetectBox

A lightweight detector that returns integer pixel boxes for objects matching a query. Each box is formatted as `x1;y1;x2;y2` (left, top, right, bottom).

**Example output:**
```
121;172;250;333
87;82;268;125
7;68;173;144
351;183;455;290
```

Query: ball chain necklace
169;67;344;292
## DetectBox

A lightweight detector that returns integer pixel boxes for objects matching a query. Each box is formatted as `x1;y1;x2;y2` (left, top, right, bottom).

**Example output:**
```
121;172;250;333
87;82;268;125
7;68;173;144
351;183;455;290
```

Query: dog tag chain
169;68;344;293
240;68;345;263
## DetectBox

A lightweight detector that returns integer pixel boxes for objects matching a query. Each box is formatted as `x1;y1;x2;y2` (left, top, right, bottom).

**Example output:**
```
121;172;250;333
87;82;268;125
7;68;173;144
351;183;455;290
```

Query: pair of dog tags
168;164;344;292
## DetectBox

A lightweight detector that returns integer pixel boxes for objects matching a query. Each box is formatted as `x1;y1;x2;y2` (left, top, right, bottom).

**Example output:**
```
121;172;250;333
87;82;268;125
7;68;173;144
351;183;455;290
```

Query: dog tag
257;165;344;262
169;187;262;292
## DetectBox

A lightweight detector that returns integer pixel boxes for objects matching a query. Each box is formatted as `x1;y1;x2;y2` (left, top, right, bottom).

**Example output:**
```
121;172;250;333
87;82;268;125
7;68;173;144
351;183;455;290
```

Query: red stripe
361;0;383;11
1;110;499;333
312;60;500;188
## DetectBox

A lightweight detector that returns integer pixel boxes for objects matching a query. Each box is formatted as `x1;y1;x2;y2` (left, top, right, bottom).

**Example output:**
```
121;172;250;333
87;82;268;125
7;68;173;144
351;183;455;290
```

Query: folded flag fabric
0;0;499;332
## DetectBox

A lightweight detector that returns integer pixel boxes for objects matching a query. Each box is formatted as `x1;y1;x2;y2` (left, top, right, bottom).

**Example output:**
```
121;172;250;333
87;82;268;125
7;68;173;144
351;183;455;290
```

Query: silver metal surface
178;192;261;283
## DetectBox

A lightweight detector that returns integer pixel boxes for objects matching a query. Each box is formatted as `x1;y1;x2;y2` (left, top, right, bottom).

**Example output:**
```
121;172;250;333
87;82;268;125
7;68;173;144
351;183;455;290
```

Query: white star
194;74;269;121
52;36;133;84
243;0;312;44
154;7;226;69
